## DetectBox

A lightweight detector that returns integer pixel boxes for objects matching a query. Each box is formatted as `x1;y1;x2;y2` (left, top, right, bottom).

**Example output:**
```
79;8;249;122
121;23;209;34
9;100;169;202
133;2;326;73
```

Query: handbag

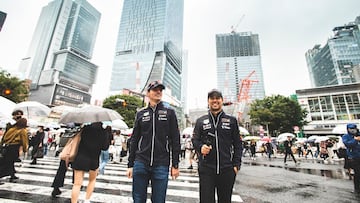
34;146;44;158
0;130;19;161
59;130;82;167
0;143;9;160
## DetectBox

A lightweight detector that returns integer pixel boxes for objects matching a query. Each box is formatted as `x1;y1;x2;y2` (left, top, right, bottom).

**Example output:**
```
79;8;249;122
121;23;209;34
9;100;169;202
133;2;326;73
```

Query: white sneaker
84;200;91;203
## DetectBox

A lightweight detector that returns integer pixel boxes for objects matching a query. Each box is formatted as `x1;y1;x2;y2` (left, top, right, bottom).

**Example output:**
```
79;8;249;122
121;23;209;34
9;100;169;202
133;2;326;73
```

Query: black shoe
0;182;4;185
51;188;62;197
10;175;19;180
30;161;37;165
15;158;22;162
187;165;193;169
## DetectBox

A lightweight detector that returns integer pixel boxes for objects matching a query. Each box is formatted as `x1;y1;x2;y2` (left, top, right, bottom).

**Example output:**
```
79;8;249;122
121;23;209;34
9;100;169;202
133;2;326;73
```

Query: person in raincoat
342;123;360;194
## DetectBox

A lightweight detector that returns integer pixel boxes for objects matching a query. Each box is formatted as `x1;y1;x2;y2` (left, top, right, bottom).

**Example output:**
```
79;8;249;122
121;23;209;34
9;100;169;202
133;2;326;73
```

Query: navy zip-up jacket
192;110;242;174
128;101;180;168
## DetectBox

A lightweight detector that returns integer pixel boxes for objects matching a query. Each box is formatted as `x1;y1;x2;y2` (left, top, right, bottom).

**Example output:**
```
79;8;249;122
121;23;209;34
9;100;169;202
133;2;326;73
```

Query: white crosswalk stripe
0;155;243;202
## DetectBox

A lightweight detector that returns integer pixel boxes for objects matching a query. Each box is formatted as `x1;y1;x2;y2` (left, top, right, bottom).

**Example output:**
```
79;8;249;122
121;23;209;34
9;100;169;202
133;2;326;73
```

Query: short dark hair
12;109;24;116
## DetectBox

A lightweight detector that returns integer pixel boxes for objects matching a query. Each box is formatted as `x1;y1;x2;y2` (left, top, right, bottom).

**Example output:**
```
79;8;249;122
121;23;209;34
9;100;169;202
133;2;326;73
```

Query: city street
1;150;359;202
236;154;360;203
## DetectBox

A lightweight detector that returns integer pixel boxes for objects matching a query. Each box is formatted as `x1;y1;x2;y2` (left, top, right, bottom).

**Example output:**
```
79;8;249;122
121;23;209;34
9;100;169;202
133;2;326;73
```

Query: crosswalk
0;155;243;202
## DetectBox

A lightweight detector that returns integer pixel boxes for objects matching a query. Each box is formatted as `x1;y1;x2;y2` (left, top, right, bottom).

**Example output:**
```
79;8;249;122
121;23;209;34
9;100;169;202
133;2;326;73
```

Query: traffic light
3;88;11;95
115;98;127;107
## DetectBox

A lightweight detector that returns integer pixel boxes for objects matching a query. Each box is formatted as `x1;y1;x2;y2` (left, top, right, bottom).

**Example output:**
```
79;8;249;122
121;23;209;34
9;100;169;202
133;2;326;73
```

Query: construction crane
234;70;258;123
231;14;245;33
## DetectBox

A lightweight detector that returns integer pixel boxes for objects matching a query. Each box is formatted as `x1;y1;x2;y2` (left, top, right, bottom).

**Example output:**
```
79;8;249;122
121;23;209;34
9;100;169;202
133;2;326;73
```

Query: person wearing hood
342;123;360;194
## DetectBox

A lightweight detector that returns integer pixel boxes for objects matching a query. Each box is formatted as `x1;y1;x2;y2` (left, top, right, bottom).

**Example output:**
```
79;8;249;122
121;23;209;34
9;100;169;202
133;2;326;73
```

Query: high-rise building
215;31;265;103
19;0;100;106
110;0;184;102
306;16;360;88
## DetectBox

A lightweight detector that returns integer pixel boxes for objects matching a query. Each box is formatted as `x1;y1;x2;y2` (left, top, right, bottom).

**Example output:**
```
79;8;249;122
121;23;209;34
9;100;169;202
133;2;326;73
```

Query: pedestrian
284;136;299;166
99;125;114;175
342;123;360;194
42;128;50;156
185;135;196;169
192;89;242;203
5;110;24;162
180;134;186;160
265;141;273;160
113;130;122;163
30;126;45;165
0;118;29;183
126;81;181;203
250;140;257;160
51;128;79;198
71;122;109;203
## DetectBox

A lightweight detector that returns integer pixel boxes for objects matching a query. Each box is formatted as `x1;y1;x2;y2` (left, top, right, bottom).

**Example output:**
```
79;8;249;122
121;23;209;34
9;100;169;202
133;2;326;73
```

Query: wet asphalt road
234;155;360;203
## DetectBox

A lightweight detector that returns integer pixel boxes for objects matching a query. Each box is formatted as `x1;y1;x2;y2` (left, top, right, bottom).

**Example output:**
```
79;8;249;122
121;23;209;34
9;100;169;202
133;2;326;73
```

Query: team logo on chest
221;118;231;129
142;111;150;122
202;119;211;130
158;110;168;121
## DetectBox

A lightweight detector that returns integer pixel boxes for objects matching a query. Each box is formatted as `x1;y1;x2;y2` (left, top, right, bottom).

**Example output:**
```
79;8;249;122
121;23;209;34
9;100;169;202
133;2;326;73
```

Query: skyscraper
306;16;360;87
19;0;100;106
215;31;265;103
110;0;184;102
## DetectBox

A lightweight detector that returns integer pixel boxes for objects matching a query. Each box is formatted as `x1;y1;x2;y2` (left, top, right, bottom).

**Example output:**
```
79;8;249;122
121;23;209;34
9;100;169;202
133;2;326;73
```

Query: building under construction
215;31;266;123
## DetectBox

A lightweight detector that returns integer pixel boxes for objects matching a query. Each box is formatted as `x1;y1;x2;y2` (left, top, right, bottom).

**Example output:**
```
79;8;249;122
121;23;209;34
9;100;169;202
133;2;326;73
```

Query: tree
102;94;143;128
0;70;29;102
248;95;307;135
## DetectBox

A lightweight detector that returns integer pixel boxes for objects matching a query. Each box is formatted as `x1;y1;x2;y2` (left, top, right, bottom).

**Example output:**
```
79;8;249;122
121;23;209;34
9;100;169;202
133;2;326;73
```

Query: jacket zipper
210;112;222;174
150;106;156;166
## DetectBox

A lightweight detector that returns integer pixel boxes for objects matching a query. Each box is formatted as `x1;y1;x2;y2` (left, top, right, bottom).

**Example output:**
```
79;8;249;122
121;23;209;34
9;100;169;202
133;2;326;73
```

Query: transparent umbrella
14;101;51;119
59;105;123;124
0;96;16;117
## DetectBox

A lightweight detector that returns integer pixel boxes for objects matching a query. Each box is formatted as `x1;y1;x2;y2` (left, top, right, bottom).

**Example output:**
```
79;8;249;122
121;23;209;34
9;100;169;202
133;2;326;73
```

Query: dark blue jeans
132;161;169;203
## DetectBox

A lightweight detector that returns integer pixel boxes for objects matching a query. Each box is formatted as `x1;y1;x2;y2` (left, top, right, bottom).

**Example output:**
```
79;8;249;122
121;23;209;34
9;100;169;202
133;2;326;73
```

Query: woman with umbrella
71;122;109;203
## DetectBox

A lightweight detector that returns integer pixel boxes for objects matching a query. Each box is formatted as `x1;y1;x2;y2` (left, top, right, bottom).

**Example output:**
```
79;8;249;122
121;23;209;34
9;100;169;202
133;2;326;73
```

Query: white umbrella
331;125;348;134
315;136;329;143
58;105;123;124
243;136;261;141
111;119;129;130
14;101;51;118
182;127;194;135
239;126;250;135
307;135;319;142
0;96;16;117
295;137;308;144
277;133;296;142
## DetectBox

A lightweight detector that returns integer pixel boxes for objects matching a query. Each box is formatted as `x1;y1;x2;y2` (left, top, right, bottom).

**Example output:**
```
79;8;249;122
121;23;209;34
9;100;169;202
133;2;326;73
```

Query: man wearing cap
192;89;242;203
126;81;181;203
342;123;360;194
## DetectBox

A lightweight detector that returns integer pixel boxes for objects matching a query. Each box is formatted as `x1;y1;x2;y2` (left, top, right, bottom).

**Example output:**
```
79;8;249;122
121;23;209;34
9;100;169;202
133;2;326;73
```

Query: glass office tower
19;0;100;106
110;0;184;101
215;32;265;102
306;16;360;87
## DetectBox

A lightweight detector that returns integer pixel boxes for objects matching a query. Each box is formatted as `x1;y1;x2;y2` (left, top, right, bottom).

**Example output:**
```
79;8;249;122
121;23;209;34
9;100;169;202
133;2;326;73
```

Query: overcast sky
0;0;360;109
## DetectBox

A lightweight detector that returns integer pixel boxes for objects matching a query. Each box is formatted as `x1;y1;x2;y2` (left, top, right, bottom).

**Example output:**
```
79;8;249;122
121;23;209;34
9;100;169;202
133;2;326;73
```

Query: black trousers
284;151;297;163
198;165;236;203
349;158;360;191
0;144;20;178
51;160;74;188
